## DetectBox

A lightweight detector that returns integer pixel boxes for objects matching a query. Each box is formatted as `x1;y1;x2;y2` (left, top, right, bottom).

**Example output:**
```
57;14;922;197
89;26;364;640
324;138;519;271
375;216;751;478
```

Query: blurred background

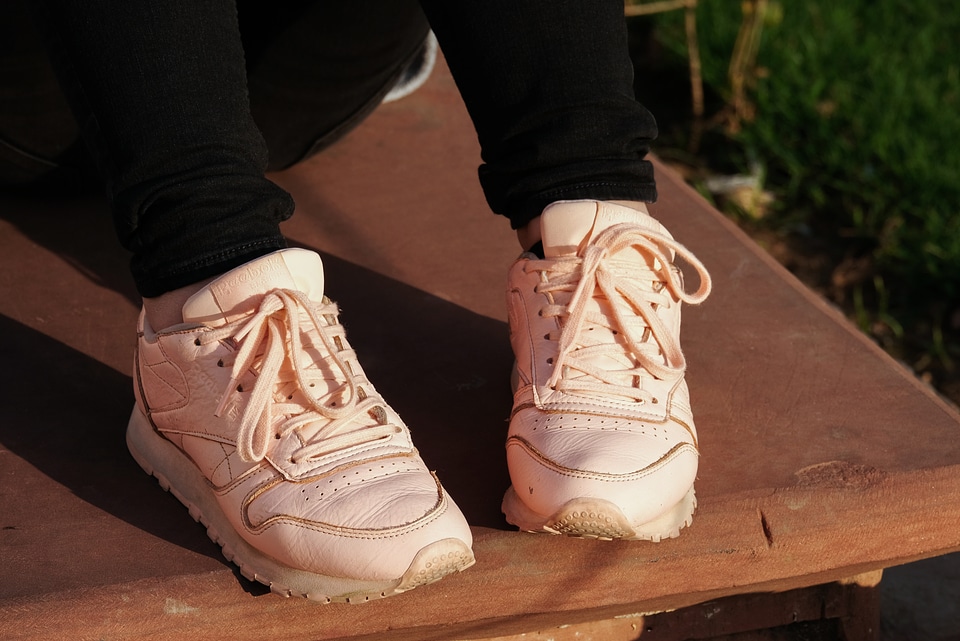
628;0;960;406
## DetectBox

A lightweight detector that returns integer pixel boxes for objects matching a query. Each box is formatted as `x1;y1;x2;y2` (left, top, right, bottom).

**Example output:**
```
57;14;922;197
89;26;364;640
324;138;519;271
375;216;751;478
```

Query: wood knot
794;460;887;490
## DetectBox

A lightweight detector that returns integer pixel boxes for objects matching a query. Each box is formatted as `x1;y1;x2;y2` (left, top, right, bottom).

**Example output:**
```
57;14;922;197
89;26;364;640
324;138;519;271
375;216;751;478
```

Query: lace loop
203;289;395;463
532;223;711;398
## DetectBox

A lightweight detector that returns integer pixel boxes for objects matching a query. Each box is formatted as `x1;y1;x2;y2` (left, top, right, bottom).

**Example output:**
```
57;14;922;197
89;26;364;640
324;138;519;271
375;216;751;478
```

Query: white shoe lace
528;222;712;402
201;289;399;463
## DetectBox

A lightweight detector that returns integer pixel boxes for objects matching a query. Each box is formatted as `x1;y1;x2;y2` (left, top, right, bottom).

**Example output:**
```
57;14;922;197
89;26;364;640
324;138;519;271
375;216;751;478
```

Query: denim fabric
21;0;658;296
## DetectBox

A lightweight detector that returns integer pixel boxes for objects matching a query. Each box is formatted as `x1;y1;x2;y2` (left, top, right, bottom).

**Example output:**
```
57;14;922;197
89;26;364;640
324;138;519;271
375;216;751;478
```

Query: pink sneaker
502;201;712;540
127;249;474;602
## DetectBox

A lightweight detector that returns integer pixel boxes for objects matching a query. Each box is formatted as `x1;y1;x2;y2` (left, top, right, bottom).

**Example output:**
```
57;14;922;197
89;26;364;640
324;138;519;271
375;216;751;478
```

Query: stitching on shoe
241;473;451;538
507;436;698;480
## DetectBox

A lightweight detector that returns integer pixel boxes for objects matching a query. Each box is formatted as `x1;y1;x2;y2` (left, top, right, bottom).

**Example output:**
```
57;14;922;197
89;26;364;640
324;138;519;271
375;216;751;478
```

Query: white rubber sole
126;408;475;603
501;485;696;542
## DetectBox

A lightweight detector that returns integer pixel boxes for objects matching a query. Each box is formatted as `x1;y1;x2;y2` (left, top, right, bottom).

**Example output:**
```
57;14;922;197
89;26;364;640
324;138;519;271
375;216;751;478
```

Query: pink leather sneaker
503;201;711;540
127;249;474;602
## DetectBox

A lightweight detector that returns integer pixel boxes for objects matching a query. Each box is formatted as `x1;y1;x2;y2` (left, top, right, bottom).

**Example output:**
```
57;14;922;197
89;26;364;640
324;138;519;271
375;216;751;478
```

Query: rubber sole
126;408;475;603
501;485;696;542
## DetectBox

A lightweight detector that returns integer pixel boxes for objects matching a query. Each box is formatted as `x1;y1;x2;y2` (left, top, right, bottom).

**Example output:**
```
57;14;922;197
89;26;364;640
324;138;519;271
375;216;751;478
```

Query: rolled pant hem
134;236;287;298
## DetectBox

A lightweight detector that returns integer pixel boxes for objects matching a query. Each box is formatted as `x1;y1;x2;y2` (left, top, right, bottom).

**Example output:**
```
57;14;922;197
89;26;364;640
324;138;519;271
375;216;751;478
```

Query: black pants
6;0;659;296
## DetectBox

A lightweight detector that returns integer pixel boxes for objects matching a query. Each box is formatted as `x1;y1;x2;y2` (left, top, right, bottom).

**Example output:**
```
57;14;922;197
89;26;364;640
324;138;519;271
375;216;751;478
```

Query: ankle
517;216;542;252
142;277;215;330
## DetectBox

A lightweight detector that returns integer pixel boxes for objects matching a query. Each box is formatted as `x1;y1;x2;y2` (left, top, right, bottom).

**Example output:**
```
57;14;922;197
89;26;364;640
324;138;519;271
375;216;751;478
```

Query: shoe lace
201;289;399;464
529;222;712;402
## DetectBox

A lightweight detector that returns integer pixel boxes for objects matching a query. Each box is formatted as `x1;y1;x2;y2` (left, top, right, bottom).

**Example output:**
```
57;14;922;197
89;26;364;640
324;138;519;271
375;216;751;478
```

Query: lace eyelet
194;338;201;346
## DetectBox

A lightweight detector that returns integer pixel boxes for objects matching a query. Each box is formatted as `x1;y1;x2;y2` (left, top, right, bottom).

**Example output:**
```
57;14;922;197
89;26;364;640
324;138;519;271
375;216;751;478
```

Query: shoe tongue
181;249;325;326
540;201;664;260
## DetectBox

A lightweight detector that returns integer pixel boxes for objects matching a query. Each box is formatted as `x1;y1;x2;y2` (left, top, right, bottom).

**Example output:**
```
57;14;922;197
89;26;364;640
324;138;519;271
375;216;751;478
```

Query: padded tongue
540;201;665;259
181;249;325;326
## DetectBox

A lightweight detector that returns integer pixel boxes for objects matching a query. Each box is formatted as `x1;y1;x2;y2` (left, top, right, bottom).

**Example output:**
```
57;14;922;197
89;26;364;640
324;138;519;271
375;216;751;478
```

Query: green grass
648;0;960;380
